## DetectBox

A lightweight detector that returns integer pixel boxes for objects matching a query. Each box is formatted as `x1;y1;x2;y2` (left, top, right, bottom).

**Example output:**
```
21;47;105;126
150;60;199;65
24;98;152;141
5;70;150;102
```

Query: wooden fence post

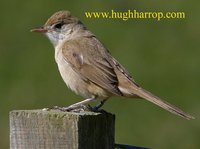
10;110;115;149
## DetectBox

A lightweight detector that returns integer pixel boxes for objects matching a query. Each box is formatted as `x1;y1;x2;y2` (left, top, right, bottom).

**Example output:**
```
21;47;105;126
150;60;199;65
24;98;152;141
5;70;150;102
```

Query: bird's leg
88;98;108;111
49;97;96;112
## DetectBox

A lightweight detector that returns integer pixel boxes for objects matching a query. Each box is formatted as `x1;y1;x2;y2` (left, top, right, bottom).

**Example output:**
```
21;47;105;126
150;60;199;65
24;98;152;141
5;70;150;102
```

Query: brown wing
61;37;123;96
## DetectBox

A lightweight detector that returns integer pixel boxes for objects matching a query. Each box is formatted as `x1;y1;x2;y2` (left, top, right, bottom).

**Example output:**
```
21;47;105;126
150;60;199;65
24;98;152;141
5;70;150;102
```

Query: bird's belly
56;56;90;97
55;50;110;98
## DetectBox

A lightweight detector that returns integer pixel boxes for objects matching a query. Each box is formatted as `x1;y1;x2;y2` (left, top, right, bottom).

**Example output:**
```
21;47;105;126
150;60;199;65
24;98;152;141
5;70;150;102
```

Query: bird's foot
44;97;96;112
44;105;87;112
87;105;100;112
43;98;107;113
87;99;107;112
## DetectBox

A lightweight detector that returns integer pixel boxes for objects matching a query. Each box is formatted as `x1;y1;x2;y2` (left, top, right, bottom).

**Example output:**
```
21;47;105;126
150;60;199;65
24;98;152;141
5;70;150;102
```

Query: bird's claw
45;105;87;112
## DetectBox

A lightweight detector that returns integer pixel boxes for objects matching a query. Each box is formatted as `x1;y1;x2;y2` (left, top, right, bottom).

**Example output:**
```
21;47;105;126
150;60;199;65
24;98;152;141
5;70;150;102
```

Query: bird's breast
54;47;88;97
54;46;110;99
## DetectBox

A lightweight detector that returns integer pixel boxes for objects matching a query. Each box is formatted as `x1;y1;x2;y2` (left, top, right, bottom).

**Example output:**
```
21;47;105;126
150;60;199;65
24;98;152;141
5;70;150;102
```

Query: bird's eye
54;22;64;29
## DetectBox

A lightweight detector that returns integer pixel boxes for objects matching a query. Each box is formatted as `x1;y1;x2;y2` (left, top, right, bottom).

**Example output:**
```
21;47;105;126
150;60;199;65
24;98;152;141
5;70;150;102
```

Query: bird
31;10;194;120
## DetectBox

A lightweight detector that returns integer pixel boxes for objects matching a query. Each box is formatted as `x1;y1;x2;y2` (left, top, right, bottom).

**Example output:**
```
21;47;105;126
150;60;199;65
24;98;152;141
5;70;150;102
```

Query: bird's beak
31;27;48;33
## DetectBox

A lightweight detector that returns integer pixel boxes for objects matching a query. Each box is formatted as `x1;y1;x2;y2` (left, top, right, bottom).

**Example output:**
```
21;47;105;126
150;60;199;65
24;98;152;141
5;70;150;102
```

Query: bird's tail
129;85;194;120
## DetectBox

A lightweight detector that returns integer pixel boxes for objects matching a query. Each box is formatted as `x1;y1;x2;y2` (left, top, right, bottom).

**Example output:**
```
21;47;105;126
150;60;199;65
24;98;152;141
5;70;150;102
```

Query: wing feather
61;37;122;96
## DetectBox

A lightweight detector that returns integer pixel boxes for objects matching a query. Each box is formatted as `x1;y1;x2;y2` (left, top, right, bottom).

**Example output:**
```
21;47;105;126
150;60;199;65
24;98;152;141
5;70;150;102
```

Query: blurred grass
0;0;200;149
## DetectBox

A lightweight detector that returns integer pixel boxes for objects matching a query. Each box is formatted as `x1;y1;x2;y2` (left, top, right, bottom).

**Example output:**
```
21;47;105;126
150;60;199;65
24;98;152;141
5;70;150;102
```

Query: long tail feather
130;86;194;120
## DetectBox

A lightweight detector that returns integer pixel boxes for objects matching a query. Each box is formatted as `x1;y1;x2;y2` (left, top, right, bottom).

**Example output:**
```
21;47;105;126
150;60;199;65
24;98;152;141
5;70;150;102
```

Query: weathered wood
10;110;115;149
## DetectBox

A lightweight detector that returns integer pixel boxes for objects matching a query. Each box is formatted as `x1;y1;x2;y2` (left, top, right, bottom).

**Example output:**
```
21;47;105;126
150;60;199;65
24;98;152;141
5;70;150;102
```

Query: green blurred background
0;0;199;148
